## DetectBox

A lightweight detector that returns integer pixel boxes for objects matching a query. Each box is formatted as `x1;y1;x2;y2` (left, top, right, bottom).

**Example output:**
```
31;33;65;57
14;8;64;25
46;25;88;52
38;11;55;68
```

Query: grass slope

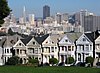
0;66;100;73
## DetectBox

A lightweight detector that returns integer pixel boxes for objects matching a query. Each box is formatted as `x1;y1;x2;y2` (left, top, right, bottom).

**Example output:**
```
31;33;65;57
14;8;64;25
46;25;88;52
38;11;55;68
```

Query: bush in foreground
65;57;74;64
49;58;58;66
7;56;20;65
86;56;94;67
28;58;39;66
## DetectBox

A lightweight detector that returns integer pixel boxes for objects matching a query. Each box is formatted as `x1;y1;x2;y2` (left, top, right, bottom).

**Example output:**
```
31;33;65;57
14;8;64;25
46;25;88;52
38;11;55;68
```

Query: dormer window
83;38;86;41
19;43;21;46
65;39;68;42
33;42;35;45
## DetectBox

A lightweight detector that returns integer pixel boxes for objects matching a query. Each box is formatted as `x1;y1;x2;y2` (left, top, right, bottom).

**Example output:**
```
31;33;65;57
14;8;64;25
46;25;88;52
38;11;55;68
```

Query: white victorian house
59;33;82;63
94;35;100;65
13;39;27;64
3;34;22;65
26;36;42;64
0;38;6;65
76;33;94;63
36;34;59;64
95;35;100;58
59;35;75;63
42;35;58;64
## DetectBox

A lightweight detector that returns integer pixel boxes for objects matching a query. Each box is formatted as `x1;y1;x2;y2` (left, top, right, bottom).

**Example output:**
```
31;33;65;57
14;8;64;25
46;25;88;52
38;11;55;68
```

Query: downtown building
43;5;50;19
84;15;100;32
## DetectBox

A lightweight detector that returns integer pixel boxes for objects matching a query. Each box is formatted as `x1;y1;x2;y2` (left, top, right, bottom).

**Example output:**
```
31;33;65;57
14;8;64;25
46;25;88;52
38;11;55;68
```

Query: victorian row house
0;32;100;66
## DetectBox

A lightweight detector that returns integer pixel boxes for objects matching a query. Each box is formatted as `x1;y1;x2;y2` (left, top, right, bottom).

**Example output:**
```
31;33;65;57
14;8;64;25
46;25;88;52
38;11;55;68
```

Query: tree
86;56;94;67
28;58;39;66
0;0;10;24
49;58;58;66
7;56;20;65
65;57;74;64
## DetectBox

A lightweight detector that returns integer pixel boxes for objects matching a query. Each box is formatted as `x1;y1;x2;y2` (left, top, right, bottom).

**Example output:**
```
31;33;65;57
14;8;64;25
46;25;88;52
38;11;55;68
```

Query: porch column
49;47;51;53
89;44;90;52
81;53;82;62
71;46;72;52
15;49;17;55
59;55;61;63
76;53;78;61
64;55;66;62
19;49;20;55
64;46;65;52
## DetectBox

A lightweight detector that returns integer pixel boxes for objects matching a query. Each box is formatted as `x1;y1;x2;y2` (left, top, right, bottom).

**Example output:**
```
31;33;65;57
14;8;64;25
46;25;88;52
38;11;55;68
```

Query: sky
8;0;100;18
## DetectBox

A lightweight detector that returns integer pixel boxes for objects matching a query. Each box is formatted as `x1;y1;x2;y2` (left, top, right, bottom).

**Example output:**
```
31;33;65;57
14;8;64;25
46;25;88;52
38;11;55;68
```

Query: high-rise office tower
74;12;80;23
23;6;26;23
55;13;62;24
80;10;89;28
29;14;35;25
43;5;50;19
61;13;69;22
84;15;100;32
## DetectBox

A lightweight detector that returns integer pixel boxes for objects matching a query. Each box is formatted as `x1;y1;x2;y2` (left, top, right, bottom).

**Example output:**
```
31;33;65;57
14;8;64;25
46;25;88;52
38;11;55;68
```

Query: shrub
65;57;74;64
28;58;39;66
49;58;58;66
86;56;94;66
7;56;20;65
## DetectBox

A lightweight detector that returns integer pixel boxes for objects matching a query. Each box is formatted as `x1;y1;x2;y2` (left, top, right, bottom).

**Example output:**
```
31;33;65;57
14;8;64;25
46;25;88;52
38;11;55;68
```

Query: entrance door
61;55;64;62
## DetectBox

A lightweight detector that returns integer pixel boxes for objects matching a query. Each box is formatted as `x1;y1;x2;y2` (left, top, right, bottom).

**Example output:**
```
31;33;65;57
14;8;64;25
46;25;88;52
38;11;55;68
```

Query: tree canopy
0;0;10;24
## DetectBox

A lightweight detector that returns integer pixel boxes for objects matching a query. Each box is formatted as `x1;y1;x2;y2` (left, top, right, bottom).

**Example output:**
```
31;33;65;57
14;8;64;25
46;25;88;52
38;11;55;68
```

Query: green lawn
0;66;100;73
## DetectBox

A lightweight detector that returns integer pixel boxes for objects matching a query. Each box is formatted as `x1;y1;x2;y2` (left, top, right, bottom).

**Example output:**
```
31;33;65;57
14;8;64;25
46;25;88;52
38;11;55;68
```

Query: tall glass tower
43;5;50;19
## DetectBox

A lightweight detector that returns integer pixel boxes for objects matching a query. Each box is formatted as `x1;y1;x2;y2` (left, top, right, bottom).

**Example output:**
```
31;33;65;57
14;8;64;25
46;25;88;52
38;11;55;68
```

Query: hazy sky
8;0;100;17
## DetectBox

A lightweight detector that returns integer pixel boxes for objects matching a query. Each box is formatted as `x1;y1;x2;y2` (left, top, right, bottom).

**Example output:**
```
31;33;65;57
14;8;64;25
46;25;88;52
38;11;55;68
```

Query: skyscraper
80;10;89;28
43;5;50;19
84;15;100;32
55;13;62;24
29;14;35;25
23;6;26;23
61;13;69;22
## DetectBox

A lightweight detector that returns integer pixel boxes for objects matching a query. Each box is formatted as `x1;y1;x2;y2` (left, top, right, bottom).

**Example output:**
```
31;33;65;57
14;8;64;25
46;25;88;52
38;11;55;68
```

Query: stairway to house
93;58;99;67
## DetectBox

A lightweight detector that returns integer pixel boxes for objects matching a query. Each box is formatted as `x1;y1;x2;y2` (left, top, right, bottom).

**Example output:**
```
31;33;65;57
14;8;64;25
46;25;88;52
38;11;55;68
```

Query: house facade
13;39;27;64
1;32;100;66
76;33;94;63
26;36;42;64
0;38;6;65
41;35;59;64
58;33;82;63
3;34;22;64
59;35;75;63
95;36;100;58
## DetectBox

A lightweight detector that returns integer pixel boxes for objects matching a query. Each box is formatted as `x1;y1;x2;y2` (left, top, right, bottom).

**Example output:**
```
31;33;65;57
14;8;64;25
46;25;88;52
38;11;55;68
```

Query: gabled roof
50;34;61;44
3;35;22;47
66;32;82;42
21;36;33;45
34;34;49;44
10;27;21;33
85;32;99;42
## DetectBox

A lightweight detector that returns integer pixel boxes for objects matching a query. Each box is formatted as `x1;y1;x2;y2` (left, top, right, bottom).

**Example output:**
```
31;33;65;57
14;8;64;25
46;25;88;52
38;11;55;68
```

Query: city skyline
8;0;100;17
